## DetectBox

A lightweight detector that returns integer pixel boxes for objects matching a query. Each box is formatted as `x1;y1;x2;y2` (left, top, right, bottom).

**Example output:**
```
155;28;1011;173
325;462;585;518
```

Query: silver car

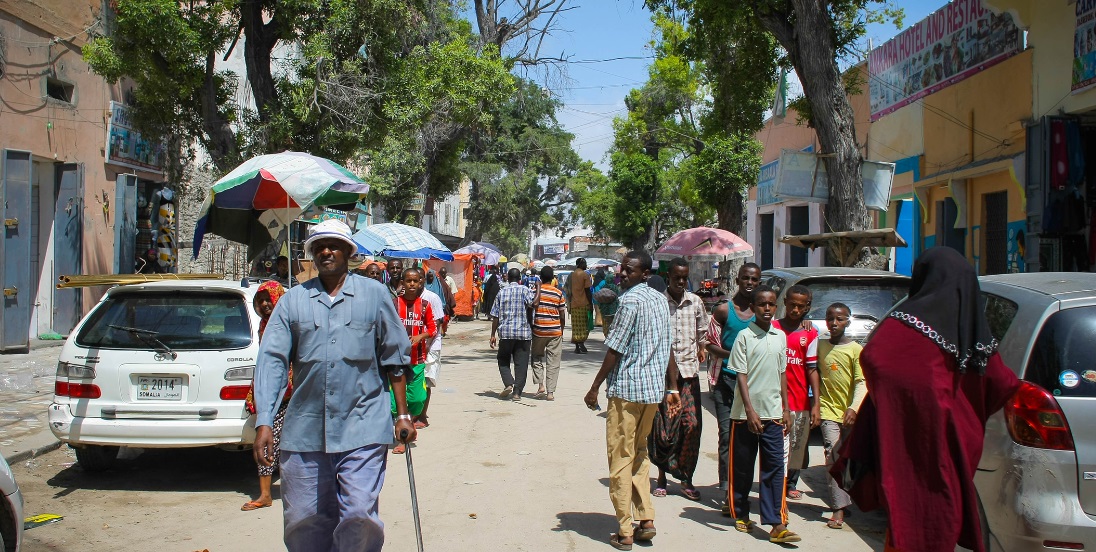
977;273;1096;551
0;454;23;551
761;267;910;342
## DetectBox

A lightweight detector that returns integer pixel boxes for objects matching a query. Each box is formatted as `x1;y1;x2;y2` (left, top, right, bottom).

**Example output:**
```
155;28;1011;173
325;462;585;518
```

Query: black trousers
729;420;788;526
711;370;737;490
497;338;531;396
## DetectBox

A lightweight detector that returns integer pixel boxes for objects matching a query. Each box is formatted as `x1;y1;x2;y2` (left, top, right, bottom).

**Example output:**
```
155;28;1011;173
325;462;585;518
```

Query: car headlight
224;366;254;381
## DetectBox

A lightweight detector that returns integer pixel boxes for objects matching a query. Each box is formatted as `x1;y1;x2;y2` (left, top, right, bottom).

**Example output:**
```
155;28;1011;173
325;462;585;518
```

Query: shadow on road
553;511;618;545
46;446;258;497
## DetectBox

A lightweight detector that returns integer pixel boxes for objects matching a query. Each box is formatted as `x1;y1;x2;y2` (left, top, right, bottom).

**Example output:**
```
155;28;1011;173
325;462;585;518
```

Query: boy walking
771;285;820;500
728;286;800;543
809;302;866;529
392;268;438;454
531;266;566;400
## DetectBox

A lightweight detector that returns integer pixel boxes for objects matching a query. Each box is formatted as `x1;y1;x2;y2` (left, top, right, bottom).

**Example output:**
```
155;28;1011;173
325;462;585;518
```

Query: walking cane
400;429;425;552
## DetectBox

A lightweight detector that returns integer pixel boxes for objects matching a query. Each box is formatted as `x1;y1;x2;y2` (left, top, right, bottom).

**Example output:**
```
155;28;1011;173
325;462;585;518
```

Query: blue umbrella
353;223;454;261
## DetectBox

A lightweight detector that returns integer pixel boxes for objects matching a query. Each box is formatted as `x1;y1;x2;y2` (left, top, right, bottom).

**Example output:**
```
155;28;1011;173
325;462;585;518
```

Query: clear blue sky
502;0;953;168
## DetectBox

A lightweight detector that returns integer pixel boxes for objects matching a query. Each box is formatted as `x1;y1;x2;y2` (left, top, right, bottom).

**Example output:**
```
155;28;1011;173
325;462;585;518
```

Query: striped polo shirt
533;284;566;338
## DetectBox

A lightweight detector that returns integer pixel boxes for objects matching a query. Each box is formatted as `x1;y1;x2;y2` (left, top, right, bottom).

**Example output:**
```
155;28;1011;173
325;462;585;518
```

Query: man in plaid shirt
585;250;676;550
490;268;538;401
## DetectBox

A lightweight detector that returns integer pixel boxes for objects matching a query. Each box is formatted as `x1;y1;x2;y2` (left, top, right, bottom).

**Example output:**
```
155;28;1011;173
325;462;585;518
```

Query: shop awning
780;228;907;267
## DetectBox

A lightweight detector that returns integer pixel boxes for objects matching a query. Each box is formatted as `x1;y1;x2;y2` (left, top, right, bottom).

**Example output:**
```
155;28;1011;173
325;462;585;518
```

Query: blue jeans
281;444;388;552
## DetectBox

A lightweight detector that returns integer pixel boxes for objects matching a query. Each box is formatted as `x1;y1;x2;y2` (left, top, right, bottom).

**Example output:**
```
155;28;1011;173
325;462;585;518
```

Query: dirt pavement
12;319;887;551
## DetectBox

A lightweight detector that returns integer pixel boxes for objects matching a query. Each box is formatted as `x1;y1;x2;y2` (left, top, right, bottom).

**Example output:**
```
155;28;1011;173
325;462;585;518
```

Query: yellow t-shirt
815;340;865;423
569;270;592;307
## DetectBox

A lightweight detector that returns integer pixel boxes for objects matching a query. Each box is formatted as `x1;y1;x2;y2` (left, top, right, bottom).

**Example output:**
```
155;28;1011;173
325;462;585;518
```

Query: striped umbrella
353;223;454;261
192;152;368;258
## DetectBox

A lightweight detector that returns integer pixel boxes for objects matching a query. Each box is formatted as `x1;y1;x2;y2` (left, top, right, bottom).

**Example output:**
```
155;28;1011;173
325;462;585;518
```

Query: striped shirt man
533;284;566;338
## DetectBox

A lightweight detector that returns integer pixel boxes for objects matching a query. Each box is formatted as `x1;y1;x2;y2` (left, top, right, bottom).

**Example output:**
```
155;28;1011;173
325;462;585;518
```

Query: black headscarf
890;247;996;374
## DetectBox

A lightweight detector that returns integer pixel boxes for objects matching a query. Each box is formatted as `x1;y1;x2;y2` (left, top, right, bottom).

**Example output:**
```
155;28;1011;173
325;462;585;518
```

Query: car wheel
75;445;120;472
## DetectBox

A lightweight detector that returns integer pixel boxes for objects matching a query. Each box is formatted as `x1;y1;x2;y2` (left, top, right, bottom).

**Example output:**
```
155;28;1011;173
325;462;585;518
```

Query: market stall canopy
654;227;753;262
780;228;907;267
453;242;502;265
353;222;454;261
193;151;369;259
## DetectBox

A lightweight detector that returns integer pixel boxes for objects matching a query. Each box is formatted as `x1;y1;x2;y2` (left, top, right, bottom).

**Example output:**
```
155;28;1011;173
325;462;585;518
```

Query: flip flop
786;489;804;500
392;444;406;454
413;420;429;429
827;518;844;529
652;487;667;497
241;500;270;511
735;519;754;533
769;529;802;543
681;487;701;501
609;534;633;551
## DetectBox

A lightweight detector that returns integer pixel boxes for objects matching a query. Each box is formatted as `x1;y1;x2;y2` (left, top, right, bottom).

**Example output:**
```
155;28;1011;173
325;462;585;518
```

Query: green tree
649;0;901;264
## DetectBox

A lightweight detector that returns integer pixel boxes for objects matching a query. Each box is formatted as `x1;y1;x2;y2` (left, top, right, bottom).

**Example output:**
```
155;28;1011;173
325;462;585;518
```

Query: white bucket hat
303;219;357;257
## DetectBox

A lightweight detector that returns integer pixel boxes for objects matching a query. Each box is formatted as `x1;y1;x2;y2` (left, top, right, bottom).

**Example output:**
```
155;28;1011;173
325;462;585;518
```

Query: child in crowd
771;285;820;501
728;286;800;544
392;267;437;454
809;302;866;529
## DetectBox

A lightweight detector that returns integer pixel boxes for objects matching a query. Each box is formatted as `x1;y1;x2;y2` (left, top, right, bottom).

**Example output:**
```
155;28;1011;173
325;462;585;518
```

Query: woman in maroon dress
835;247;1020;552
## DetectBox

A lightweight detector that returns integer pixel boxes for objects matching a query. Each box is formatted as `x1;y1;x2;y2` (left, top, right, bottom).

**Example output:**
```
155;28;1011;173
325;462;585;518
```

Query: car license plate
136;376;183;400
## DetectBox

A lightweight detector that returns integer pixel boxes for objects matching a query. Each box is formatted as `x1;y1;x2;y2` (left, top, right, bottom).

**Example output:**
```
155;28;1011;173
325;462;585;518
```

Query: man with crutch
253;219;416;552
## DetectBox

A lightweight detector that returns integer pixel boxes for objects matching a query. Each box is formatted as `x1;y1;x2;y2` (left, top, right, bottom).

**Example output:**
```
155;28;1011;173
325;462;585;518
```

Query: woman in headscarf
480;266;501;319
833;247;1020;551
242;281;292;511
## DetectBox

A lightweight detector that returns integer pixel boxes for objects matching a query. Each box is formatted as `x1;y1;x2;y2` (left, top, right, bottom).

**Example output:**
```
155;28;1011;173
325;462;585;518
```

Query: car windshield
798;279;910;321
1025;306;1096;398
75;291;252;350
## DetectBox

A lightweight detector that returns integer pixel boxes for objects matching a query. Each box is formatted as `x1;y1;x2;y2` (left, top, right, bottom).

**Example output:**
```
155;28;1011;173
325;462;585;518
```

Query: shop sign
757;159;780;206
868;0;1022;121
542;243;567;255
105;102;167;174
297;206;348;225
1074;0;1096;93
772;151;895;211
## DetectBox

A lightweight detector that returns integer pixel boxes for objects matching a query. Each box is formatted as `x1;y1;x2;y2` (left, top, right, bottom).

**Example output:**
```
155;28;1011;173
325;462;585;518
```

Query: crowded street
11;319;888;551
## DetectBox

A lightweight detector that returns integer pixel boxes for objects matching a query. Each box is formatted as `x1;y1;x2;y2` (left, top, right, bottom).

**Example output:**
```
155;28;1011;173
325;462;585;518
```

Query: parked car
48;279;263;472
975;273;1096;552
0;454;23;552
760;267;911;342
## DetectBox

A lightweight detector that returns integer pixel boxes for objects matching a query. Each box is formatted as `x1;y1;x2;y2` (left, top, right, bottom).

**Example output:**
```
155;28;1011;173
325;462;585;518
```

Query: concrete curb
3;438;62;465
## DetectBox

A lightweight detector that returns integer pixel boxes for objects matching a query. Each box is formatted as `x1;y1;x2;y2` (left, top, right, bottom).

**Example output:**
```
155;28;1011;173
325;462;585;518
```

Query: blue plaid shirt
490;283;535;340
603;283;672;404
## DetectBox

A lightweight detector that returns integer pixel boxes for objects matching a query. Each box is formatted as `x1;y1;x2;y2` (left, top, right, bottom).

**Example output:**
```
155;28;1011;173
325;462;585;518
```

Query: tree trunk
201;53;239;170
716;187;747;236
758;0;880;266
241;0;278;122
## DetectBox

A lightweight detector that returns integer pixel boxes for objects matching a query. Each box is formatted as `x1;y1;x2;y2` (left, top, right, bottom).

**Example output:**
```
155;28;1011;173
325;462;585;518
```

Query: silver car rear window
75;291;252;351
1026;306;1096;398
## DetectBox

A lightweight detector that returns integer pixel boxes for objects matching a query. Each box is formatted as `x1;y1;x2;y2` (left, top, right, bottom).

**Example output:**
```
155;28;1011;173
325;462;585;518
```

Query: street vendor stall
425;253;479;319
779;228;907;267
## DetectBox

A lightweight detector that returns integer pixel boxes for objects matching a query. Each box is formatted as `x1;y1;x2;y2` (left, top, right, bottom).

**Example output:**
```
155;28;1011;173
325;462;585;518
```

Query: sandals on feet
769;529;802;543
241;500;270;511
826;518;844;529
734;519;754;533
652;487;667;497
786;489;804;500
681;487;701;501
609;534;633;551
634;526;656;541
413;420;429;429
392;444;406;454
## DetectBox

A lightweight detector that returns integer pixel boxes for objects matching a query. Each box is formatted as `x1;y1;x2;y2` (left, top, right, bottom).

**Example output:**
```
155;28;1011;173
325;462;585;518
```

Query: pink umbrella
654;227;754;262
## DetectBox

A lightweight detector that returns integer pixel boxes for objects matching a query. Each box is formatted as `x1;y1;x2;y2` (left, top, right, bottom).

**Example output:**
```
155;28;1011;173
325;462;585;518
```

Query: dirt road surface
13;320;887;551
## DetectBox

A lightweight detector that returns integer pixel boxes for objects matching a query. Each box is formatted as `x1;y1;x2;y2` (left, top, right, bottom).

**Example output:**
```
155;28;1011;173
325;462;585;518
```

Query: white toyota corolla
49;279;264;471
